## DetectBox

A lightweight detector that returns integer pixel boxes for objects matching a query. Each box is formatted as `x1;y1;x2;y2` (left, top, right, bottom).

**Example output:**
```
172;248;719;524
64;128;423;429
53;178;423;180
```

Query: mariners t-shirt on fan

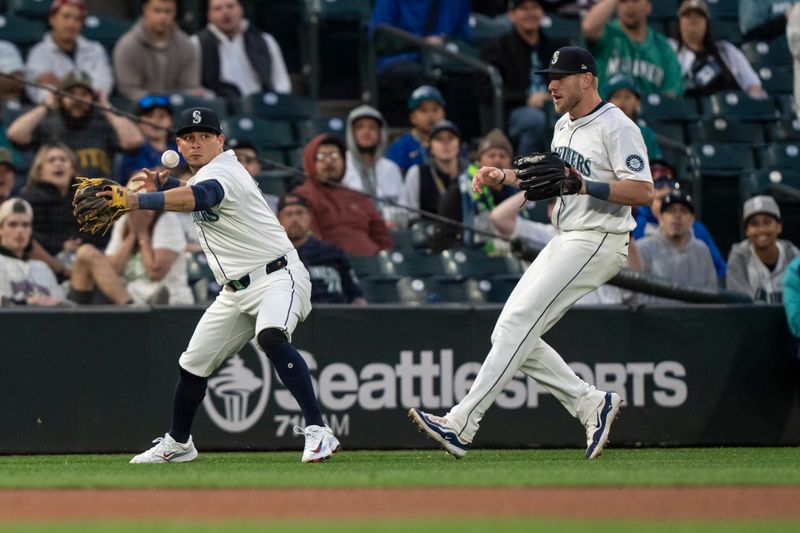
188;149;293;284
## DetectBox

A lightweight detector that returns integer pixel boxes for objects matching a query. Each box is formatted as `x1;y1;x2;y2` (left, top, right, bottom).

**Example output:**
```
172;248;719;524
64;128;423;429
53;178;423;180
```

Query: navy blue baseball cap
661;189;694;214
175;107;223;137
429;119;461;140
535;46;597;76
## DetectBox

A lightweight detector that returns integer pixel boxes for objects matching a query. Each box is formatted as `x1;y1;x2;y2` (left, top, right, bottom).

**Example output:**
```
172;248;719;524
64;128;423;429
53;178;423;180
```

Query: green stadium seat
444;248;525;278
186;251;220;303
649;0;679;19
640;93;701;123
82;14;132;52
644;119;687;146
741;39;793;68
0;14;45;50
705;0;739;19
252;0;305;73
10;0;49;19
757;66;794;95
358;276;403;303
425;276;485;304
221;115;297;151
389;228;414;250
703;91;780;122
0;100;31;126
539;14;581;44
758;143;800;171
168;93;228;120
767;118;800;143
237;92;315;121
479;273;522;303
260;148;288;168
774;94;796;116
712;19;742;44
687;117;766;145
297;116;346;144
468;13;509;46
408;220;437;250
306;0;371;21
388;249;460;278
740;169;800;200
348;250;403;278
254;170;293;197
690;142;755;176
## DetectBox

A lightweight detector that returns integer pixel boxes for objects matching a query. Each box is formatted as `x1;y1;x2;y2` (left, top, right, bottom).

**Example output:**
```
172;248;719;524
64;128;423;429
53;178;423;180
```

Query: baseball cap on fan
175;107;223;137
535;46;597;76
742;195;781;225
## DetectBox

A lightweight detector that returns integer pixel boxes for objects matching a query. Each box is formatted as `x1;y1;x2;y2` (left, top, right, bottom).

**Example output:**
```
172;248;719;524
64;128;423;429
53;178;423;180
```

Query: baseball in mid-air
161;150;180;169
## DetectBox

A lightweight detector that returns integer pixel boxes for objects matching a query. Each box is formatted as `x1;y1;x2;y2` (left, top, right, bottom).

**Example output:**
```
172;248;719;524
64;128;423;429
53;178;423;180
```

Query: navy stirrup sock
170;368;208;444
269;343;324;427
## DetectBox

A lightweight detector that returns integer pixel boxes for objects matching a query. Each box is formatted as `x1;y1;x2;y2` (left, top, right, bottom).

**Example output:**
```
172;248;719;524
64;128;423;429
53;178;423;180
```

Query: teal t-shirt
591;20;684;97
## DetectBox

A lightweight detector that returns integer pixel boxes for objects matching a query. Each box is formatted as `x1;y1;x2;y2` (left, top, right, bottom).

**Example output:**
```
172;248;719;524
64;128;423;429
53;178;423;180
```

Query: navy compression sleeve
190;179;225;211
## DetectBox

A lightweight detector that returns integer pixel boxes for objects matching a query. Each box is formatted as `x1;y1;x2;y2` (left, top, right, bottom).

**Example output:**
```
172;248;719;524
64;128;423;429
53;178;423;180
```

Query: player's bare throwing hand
409;46;654;459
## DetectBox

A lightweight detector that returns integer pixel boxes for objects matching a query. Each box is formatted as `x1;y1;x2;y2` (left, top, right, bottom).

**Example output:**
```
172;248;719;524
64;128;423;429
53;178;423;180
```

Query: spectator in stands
118;94;179;183
0;148;17;203
789;4;800;121
632;160;725;279
19;143;83;258
633;189;717;303
385;85;446;174
294;134;393;256
113;0;207;103
6;70;143;178
0;198;66;306
193;0;291;100
672;0;767;99
478;0;568;155
342;105;406;229
784;256;800;360
229;138;279;213
370;0;470;125
25;0;114;104
68;174;192;305
277;193;367;305
582;0;683;97
604;74;662;160
727;195;800;303
404;120;468;226
438;128;517;250
0;40;25;104
740;0;799;42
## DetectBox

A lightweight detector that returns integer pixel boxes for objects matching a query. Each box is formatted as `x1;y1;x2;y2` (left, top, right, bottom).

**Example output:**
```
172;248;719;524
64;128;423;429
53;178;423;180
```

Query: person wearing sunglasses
632;159;726;278
118;94;181;183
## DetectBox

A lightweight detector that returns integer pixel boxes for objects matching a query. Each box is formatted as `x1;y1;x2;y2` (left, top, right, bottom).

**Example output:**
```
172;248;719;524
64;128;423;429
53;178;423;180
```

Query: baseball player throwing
123;107;339;463
409;46;654;459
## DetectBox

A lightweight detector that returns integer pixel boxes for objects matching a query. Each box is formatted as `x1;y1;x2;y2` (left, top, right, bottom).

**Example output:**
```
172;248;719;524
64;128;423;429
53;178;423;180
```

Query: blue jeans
508;105;546;155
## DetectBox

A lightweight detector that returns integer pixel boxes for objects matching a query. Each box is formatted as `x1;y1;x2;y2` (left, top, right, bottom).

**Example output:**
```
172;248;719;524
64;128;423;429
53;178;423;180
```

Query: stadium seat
168;93;228;120
389;228;414;250
757;66;794;95
10;0;49;19
758;143;800;171
687;117;766;145
358;276;403;303
712;20;742;44
703;91;780;122
649;0;679;19
444;248;525;278
252;0;305;74
767;118;800;143
690;143;755;175
308;0;371;20
640;93;701;123
741;39;793;68
0;14;45;51
186;251;220;303
236;92;315;122
645;119;686;146
774;94;796;116
408;220;438;250
425;276;485;304
468;12;509;46
348;250;402;278
740;169;800;200
254;170;293;197
388;249;460;278
705;0;739;20
479;273;522;303
297;116;346;144
221;115;297;151
0;100;31;127
539;14;581;44
82;14;132;52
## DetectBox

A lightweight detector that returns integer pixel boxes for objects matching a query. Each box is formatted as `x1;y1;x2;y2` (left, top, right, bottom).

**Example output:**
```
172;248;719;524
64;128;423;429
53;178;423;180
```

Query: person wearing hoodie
727;196;800;303
113;0;208;103
293;134;393;257
342;105;406;230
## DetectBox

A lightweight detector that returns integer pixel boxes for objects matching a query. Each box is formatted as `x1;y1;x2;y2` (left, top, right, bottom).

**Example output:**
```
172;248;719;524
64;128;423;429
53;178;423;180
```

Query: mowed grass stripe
0;448;799;489
1;520;799;533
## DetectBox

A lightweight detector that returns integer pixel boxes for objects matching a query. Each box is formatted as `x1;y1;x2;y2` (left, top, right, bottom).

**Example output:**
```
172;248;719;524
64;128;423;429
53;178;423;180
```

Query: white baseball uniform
446;102;652;443
179;150;312;377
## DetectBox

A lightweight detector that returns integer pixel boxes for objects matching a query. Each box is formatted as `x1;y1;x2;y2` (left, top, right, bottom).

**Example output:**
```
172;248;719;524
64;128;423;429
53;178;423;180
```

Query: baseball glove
72;177;130;235
514;152;582;201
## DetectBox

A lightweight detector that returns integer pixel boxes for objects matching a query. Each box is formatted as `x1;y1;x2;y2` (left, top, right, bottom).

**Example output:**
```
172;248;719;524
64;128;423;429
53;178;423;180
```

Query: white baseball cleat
408;408;469;459
584;392;622;459
294;425;341;463
129;433;198;464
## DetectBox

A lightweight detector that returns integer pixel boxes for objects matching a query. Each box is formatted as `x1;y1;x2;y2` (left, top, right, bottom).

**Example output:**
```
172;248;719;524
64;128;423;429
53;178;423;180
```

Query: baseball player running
409;46;654;459
124;107;340;463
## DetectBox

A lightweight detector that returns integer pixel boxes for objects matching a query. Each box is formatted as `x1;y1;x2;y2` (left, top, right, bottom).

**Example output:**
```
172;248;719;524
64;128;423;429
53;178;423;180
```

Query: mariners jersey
188;150;294;284
550;102;652;234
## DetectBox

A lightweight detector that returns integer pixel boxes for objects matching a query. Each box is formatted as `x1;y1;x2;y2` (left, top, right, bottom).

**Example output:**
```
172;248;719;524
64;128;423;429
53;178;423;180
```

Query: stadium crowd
0;0;798;346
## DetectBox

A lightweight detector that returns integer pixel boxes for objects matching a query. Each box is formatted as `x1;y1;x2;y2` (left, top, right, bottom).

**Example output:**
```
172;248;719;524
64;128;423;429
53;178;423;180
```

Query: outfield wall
1;305;798;454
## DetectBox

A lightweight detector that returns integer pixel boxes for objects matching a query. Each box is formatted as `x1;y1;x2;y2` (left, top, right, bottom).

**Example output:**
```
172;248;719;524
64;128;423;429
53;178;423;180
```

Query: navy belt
225;255;288;292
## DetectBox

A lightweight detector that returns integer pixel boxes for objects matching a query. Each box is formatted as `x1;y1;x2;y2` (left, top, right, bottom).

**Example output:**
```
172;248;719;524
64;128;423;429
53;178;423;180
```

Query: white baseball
161;150;180;169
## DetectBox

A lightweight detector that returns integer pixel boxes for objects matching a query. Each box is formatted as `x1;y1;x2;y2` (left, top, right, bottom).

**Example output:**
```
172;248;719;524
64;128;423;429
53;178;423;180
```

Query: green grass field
1;448;799;532
1;448;799;488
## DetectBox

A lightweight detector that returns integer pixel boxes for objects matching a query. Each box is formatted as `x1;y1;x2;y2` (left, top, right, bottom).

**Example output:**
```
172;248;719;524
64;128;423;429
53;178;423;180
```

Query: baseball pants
447;230;629;443
179;250;312;377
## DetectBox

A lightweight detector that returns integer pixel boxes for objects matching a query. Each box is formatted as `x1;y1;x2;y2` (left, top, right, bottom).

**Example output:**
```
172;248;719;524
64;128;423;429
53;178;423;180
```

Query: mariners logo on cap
551;51;560;64
192;110;202;124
